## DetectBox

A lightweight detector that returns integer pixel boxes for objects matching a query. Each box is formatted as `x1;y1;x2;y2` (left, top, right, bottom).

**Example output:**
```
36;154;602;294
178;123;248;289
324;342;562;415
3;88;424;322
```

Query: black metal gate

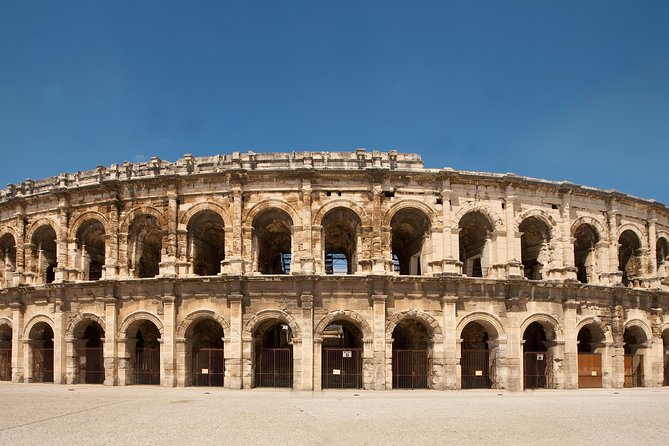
461;349;491;389
192;348;225;387
255;348;292;388
0;348;11;381
392;349;429;389
76;347;104;384
134;347;160;385
524;351;547;389
32;347;54;383
322;347;362;389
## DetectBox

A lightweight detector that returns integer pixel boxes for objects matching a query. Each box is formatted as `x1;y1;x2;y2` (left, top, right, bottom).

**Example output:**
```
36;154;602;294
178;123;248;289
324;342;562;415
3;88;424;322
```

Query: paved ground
0;383;667;445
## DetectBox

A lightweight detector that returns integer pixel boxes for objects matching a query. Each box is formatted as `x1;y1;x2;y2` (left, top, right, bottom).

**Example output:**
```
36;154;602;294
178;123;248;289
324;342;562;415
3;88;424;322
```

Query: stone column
300;293;314;390
441;184;459;275
371;184;387;273
160;187;178;277
226;293;243;389
372;293;388;390
563;300;579;389
54;196;69;283
226;187;244;274
161;294;177;387
299;180;314;274
505;191;522;278
105;193;120;279
561;195;578;281
606;208;622;285
53;301;67;384
103;295;118;386
14;209;26;286
10;302;24;382
648;215;659;287
441;294;458;389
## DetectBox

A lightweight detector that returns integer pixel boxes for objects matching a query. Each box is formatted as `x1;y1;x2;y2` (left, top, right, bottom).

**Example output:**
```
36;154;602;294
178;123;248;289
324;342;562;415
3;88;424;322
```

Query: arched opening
73;321;105;384
657;237;669;277
126;320;161;385
31;225;57;284
75;220;106;281
391;209;430;275
522;321;556;390
187;211;226;276
623;326;647;388
189;319;225;387
253;320;293;387
0;324;12;381
321;321;363;389
519;217;550;280
0;233;17;287
576;324;606;388
663;329;669;386
322;208;361;275
459;212;494;278
29;322;54;383
618;230;642;287
392;319;431;389
128;215;163;278
460;322;492;389
574;224;600;284
253;209;292;274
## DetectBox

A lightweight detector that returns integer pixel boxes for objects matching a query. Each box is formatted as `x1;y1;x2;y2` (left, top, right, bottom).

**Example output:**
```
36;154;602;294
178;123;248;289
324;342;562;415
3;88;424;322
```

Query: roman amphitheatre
0;149;667;391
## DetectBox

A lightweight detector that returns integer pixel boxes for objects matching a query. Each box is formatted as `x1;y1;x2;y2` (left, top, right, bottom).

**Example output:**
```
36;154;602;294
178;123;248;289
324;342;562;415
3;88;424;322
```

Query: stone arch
119;206;167;235
179;201;233;229
23;314;54;339
385;310;442;340
454;203;503;231
570;217;606;240
519;313;564;342
118;311;164;338
243;199;302;227
0;317;12;330
176;310;230;339
515;209;558;235
25;218;59;244
68;211;111;241
382;200;439;228
623;318;652;342
314;310;372;340
314;200;370;227
243;309;302;340
456;312;506;340
0;226;19;243
67;313;106;339
575;316;613;344
617;224;646;249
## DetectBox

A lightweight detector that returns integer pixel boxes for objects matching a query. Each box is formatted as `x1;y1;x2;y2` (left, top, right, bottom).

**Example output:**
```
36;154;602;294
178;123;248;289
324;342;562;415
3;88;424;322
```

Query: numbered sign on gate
537;354;544;361
342;351;352;358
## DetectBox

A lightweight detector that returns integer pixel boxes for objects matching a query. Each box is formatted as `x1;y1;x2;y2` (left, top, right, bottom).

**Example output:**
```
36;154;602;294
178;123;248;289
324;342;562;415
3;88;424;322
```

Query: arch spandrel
176;309;230;339
617;224;646;249
623;318;653;342
454;203;503;231
118;311;164;338
0;317;12;330
119;207;167;235
385;310;442;339
515;209;558;235
243;309;301;340
68;211;111;241
519;313;564;342
570;217;606;240
575;316;612;344
314;310;372;339
314;200;369;227
243;200;301;228
456;312;506;340
23;314;55;339
382;200;438;228
179;202;233;229
25;218;59;244
66;313;106;338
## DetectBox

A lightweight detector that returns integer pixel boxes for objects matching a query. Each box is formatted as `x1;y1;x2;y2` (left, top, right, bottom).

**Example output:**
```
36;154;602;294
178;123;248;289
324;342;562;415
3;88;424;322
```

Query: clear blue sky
1;1;668;204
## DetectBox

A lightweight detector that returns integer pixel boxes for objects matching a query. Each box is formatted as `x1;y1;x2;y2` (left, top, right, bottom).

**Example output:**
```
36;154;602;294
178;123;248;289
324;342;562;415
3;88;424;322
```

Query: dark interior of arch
657;237;669;271
188;211;226;276
32;225;57;283
0;233;17;271
461;322;489;349
191;319;225;351
459;212;493;277
519;217;550;280
82;323;103;348
322;321;362;348
253;209;292;274
623;326;647;355
133;320;161;349
392;319;430;349
574;224;600;284
0;325;12;349
391;208;430;275
29;322;54;347
618;230;642;286
577;324;604;353
129;215;162;278
323;208;360;275
523;322;548;352
76;219;106;281
255;320;292;348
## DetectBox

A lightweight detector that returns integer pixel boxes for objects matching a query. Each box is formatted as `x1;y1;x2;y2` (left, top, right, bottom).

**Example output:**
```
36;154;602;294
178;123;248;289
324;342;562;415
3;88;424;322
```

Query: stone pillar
505;192;523;278
105;193;120;279
300;293;314;390
441;294;458;389
648;215;659;287
606;208;622;285
161;294;177;387
371;184;387;273
103;295;118;385
14;209;26;286
160;187;178;277
54;196;69;283
10;303;24;382
563;300;579;389
226;293;243;389
561;196;578;281
441;185;459;275
611;305;625;388
299;180;314;274
372;293;388;390
53;301;67;384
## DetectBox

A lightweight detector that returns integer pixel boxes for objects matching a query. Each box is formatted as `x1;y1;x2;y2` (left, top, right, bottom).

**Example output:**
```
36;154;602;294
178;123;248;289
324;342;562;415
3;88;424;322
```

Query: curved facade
0;150;668;391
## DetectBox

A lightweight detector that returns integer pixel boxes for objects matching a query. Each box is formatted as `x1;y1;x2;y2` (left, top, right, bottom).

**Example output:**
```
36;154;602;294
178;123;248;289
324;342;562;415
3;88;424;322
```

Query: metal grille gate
524;352;547;389
32;348;54;383
0;348;11;381
461;349;491;389
577;353;602;388
624;354;644;388
392;349;429;389
134;347;160;385
76;347;104;384
192;348;225;387
255;348;292;388
322;347;362;389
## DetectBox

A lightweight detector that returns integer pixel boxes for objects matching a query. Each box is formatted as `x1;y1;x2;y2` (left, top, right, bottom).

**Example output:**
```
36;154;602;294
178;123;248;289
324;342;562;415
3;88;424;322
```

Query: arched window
253;209;292;274
459;212;494;277
618;230;642;287
128;215;163;278
75;219;106;281
0;233;17;287
322;208;361;275
187;211;226;276
391;209;430;276
31;225;57;284
574;224;600;284
519;217;551;280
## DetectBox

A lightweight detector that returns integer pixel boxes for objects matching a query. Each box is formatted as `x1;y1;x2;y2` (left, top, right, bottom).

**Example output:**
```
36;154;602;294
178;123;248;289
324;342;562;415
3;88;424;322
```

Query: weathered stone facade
0;150;668;391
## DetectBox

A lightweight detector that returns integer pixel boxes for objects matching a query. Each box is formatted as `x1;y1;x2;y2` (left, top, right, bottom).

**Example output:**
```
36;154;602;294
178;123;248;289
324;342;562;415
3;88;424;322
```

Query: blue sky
1;1;667;204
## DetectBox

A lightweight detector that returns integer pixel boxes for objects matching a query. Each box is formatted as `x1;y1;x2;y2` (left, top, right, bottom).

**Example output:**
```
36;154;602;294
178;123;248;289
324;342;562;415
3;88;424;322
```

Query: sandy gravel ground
0;383;667;445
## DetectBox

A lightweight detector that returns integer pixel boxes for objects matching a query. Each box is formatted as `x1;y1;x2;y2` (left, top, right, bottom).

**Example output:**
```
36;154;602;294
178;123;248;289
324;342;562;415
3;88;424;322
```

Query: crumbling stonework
0;150;668;391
